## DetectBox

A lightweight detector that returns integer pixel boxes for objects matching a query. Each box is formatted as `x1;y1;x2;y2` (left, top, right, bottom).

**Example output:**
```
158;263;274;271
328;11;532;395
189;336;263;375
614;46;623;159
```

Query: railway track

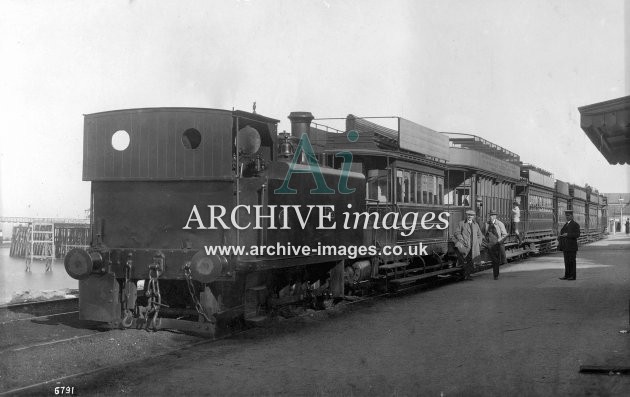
0;289;391;396
0;297;78;325
0;299;206;395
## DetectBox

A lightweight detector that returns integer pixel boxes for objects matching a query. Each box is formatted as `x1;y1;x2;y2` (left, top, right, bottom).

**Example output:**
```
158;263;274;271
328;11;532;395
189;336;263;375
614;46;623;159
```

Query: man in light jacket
482;209;508;280
453;209;484;281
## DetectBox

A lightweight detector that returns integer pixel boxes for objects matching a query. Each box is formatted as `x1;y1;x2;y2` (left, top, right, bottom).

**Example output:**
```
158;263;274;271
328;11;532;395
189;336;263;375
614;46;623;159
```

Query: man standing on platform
558;210;580;280
454;209;484;281
482;209;508;280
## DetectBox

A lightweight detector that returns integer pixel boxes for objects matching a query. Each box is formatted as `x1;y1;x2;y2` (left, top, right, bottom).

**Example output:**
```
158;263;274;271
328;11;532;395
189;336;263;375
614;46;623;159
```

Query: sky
0;0;628;219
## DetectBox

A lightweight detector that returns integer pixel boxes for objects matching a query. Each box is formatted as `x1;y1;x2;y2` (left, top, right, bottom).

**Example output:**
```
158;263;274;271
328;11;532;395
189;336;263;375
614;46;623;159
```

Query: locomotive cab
66;108;281;332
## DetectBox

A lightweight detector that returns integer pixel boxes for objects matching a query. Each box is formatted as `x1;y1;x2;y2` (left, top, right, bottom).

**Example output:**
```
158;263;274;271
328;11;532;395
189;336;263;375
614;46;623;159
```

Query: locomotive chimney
288;112;315;164
288;112;314;140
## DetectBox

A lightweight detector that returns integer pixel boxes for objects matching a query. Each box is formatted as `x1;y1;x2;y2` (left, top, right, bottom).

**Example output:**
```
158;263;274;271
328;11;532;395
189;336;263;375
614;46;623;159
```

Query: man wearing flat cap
558;210;580;280
453;209;484;280
482;209;508;280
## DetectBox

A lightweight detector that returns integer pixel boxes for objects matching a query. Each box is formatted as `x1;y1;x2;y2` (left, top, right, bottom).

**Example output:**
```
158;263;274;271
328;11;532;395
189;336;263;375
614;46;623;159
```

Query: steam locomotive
63;107;607;335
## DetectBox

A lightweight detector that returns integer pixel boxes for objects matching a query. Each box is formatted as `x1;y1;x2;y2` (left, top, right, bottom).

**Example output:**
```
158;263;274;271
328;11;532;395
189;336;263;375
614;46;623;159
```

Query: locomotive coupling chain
183;263;213;323
121;256;134;328
122;255;132;310
145;264;166;331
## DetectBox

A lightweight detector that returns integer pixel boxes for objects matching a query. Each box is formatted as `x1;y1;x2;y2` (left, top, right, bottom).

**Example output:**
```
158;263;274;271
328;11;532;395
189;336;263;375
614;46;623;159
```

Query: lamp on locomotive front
187;251;228;283
237;125;261;155
237;125;265;175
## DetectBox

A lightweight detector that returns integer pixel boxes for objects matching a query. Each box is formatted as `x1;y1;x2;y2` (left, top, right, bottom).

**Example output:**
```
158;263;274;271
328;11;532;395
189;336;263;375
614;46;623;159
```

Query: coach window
437;177;444;205
410;172;417;203
455;188;471;206
396;169;419;203
396;170;404;202
506;185;510;213
403;171;411;203
424;174;430;204
367;169;390;203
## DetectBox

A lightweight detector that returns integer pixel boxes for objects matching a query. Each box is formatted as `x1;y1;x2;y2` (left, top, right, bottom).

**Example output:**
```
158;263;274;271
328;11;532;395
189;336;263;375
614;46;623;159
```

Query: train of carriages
63;107;608;335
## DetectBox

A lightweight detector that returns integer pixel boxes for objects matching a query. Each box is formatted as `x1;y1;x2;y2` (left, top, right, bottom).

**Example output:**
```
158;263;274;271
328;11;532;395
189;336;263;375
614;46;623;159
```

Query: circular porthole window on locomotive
111;130;130;151
182;128;202;149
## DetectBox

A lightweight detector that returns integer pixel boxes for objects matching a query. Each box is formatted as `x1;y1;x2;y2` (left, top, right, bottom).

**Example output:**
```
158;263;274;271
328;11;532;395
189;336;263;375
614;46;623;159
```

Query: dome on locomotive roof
237;125;261;155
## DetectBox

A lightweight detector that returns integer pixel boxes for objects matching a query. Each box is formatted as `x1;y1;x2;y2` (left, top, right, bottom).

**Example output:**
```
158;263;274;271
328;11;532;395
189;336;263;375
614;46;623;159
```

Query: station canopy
579;95;630;165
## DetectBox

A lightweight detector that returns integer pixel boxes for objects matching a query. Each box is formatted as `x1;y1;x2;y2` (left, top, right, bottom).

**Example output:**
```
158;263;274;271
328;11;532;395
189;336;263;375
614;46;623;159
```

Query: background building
604;192;630;233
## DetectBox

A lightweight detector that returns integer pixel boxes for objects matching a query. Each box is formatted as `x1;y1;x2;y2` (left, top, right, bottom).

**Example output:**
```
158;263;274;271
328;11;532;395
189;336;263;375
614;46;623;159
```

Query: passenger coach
516;164;556;253
585;188;604;242
442;133;522;256
554;179;571;237
599;194;608;235
569;184;588;245
316;115;457;291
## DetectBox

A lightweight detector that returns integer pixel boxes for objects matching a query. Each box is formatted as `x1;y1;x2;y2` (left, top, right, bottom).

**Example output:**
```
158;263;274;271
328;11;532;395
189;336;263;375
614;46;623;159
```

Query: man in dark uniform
558;210;580;280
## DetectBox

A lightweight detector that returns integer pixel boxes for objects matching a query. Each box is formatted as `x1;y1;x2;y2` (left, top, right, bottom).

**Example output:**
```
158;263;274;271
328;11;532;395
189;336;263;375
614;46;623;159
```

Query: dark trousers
488;243;505;278
494;244;506;278
563;250;577;279
491;260;500;278
458;251;473;279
